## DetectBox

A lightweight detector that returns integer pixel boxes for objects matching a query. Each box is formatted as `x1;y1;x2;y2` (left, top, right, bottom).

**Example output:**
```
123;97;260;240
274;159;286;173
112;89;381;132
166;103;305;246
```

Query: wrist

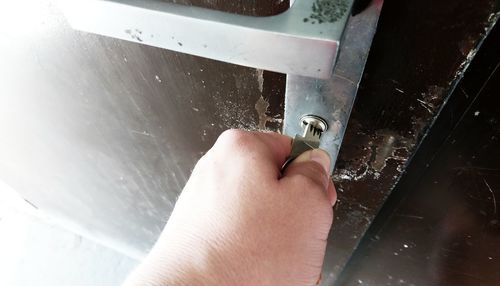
124;238;229;286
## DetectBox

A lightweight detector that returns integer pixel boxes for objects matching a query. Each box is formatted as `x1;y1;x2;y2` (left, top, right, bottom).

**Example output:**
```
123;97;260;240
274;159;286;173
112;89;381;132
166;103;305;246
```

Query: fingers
207;129;293;180
214;129;292;163
281;149;331;191
250;131;293;168
280;149;337;206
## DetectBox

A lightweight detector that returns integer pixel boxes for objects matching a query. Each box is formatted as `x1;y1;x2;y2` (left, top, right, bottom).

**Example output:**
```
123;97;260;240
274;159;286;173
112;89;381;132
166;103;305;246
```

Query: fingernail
295;149;331;173
310;149;331;174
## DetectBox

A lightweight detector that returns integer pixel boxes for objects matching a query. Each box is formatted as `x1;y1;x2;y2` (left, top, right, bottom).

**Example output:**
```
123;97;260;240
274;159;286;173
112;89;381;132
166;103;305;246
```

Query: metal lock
282;115;328;171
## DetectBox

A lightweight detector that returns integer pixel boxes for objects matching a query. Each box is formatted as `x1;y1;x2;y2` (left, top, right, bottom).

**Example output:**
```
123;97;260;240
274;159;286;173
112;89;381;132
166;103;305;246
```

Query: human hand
123;130;336;286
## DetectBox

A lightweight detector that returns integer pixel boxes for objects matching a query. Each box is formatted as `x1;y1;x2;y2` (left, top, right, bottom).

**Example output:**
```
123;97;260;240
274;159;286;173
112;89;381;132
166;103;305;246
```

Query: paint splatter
304;0;349;24
255;95;271;130
125;29;143;42
256;69;264;93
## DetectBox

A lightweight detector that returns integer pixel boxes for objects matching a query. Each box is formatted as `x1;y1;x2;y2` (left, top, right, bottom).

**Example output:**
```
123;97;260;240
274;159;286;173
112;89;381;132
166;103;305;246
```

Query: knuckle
219;129;249;144
219;129;245;139
216;129;256;152
193;152;211;170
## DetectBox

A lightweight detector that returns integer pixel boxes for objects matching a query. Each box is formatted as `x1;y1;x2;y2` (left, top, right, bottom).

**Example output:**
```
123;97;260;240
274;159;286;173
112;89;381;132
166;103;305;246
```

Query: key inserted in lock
282;115;328;170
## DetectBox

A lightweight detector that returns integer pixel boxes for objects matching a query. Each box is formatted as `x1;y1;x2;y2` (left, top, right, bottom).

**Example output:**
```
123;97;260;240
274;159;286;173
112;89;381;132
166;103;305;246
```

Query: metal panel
335;22;500;285
0;0;286;258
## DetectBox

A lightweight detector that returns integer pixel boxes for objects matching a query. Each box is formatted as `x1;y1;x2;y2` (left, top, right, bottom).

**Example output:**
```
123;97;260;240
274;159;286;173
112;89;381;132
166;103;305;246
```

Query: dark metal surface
325;0;499;283
164;0;290;17
335;20;500;285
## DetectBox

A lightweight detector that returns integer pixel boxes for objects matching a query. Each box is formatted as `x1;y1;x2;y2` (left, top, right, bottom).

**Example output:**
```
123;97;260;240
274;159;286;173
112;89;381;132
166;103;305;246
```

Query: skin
123;130;337;286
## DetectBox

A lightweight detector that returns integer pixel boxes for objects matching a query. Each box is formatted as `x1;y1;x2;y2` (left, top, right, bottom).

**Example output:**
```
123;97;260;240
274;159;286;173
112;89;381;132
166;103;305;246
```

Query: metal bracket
60;0;353;79
285;2;382;173
61;0;382;174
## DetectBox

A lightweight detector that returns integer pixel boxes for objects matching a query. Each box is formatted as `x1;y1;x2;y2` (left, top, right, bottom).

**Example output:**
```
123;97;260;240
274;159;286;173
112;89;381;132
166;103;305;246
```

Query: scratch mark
395;88;405;94
454;166;500;172
334;73;356;85
358;204;369;210
23;199;38;209
416;99;433;113
446;61;500;139
460;86;469;98
396;214;424;220
130;130;154;138
483;179;497;214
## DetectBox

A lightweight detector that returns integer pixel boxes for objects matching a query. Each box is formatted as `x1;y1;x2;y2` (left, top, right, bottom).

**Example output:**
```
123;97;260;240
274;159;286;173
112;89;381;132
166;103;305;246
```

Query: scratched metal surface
0;0;286;258
324;0;499;283
335;21;500;285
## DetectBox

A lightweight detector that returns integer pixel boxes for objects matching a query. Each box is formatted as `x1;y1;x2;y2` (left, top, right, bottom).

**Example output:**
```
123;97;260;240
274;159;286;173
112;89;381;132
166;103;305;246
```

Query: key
282;115;328;171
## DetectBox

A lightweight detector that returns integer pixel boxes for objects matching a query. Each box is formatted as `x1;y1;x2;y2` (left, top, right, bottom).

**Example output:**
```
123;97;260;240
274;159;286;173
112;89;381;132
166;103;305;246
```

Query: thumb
282;149;331;191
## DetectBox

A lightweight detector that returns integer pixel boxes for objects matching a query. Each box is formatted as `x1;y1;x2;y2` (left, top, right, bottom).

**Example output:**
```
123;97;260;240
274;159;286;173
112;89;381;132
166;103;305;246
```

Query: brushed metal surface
0;0;284;258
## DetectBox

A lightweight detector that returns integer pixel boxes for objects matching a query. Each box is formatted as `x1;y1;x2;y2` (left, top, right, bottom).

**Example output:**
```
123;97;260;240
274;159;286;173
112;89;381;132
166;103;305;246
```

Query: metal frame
284;1;383;172
60;0;353;79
